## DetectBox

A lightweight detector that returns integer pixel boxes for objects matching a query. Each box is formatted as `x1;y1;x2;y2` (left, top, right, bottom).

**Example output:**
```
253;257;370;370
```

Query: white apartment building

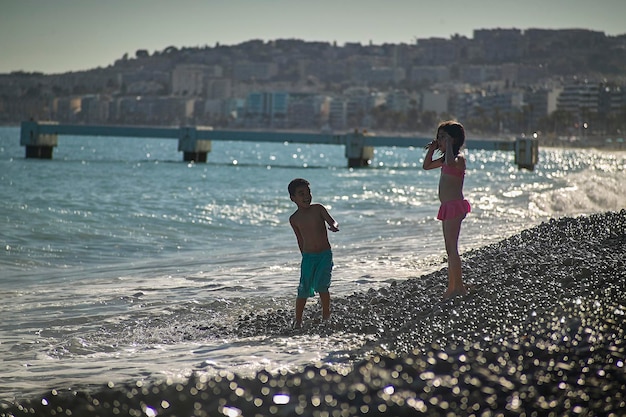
557;82;599;114
328;99;348;130
171;64;223;97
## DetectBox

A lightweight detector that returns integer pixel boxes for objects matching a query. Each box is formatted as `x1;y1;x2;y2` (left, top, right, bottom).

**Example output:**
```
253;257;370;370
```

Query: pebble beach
3;210;625;416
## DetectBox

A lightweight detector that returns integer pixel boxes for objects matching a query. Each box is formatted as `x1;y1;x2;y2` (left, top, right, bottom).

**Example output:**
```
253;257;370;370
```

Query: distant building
288;93;327;129
598;83;625;115
233;62;278;82
300;58;349;83
110;96;192;125
206;79;232;100
126;81;164;95
415;38;459;65
52;97;82;122
81;95;110;124
421;91;449;114
341;87;382;127
460;65;502;84
557;82;599;114
473;29;524;63
328;98;348;130
354;66;406;84
171;64;224;97
223;98;245;122
410;66;451;85
523;87;561;123
244;91;289;127
122;69;169;95
449;91;483;121
172;64;206;97
386;90;413;113
488;90;524;111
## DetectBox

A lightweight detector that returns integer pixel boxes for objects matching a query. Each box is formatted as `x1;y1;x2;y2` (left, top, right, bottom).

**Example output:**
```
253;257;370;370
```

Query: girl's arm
423;140;444;170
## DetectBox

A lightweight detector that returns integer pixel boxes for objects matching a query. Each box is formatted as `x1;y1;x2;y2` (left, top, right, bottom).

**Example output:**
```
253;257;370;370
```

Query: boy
288;178;339;328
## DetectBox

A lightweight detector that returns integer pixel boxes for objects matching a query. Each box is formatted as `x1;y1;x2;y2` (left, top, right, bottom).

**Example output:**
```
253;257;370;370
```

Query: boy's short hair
288;178;310;196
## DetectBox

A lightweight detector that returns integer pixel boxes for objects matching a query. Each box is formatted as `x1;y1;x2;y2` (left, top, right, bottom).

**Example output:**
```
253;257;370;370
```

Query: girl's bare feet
442;283;474;299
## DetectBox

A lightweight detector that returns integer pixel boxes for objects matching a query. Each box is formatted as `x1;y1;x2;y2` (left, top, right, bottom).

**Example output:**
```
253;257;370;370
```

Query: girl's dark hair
438;120;465;157
288;178;309;196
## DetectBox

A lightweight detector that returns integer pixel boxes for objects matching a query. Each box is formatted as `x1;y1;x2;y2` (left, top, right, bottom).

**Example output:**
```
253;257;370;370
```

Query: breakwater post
345;129;374;168
515;134;539;170
178;126;212;162
20;120;58;159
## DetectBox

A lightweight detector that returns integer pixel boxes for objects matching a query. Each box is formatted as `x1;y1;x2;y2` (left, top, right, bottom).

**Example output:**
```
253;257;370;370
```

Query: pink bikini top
442;164;465;178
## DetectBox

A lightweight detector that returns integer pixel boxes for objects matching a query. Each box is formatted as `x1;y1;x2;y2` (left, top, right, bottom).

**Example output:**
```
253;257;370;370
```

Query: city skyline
1;0;625;75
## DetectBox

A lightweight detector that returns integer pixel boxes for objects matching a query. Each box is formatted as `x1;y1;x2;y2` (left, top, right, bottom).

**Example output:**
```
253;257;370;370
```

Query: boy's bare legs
295;297;307;328
295;293;330;328
319;292;331;320
442;216;468;299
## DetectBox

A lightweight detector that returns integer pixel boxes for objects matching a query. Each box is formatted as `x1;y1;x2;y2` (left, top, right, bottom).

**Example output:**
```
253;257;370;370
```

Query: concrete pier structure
514;135;540;170
345;130;375;167
20;121;525;168
20;121;59;159
178;126;213;162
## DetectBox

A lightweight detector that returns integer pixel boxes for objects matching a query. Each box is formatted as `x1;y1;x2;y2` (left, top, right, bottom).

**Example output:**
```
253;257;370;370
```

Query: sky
1;0;625;74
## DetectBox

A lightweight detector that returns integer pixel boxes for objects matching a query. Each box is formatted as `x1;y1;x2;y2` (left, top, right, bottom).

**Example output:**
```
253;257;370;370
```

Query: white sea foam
530;169;626;216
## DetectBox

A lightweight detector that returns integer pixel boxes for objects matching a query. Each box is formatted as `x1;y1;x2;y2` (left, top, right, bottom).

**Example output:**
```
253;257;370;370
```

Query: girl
423;120;471;299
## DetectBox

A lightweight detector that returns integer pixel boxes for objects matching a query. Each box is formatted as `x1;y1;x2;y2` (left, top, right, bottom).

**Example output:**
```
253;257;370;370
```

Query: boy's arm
320;205;339;232
289;217;304;252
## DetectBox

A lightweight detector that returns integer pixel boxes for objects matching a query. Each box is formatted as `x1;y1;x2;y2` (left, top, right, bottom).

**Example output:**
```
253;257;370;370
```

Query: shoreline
2;210;625;416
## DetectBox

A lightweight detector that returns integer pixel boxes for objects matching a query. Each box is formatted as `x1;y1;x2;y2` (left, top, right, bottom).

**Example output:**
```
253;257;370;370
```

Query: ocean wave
530;170;626;216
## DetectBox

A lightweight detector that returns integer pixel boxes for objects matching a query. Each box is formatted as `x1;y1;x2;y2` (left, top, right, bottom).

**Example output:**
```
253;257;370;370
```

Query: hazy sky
2;0;625;74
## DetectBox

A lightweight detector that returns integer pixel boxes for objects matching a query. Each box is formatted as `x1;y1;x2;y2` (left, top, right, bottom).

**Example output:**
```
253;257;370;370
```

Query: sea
1;126;625;401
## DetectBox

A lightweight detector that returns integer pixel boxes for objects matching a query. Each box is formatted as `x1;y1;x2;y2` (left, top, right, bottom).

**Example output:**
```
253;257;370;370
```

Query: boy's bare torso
290;204;332;253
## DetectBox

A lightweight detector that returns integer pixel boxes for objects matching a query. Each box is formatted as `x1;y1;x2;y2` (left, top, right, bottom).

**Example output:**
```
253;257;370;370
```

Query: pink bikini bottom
437;199;471;221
